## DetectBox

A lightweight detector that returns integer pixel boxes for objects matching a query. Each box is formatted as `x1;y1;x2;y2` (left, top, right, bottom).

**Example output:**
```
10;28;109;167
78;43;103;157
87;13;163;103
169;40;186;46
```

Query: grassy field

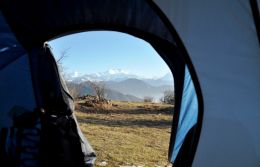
75;101;174;167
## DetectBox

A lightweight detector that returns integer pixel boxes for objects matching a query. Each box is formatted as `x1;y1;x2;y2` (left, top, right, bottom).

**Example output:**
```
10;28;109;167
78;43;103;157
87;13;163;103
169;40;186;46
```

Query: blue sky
48;31;171;78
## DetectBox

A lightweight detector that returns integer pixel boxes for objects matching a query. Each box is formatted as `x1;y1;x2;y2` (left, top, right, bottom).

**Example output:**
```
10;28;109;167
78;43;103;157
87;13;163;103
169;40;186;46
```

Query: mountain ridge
64;69;174;102
65;69;173;86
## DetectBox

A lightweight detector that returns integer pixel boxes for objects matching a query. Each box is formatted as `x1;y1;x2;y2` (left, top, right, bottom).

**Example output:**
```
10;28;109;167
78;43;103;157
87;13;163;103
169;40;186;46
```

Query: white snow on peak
107;68;129;75
71;71;83;78
72;71;79;77
65;69;173;84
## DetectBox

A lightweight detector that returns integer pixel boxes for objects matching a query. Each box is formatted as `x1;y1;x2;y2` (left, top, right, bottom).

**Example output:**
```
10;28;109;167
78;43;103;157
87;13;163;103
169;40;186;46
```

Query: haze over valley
64;69;174;102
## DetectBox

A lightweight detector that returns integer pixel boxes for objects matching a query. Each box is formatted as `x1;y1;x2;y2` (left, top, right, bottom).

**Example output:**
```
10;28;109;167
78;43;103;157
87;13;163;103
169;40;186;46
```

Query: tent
0;0;259;167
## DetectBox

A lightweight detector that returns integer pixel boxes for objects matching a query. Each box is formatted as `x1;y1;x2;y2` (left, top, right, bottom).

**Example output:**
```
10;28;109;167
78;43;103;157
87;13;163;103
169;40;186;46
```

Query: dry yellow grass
75;101;174;167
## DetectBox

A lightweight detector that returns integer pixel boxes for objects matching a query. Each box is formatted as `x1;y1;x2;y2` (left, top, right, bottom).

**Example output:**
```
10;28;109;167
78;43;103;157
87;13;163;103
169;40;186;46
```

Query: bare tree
88;81;106;102
161;90;175;104
55;47;71;77
66;82;84;99
143;96;153;103
159;97;164;103
56;47;70;65
53;46;80;98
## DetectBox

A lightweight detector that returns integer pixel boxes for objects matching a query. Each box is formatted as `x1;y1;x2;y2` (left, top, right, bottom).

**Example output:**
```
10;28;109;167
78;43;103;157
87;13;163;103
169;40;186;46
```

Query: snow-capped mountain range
64;69;173;86
64;69;174;102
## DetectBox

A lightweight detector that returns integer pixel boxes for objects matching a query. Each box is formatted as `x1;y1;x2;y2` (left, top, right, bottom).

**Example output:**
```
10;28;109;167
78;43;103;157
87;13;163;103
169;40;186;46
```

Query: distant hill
105;89;142;102
66;82;141;102
143;73;174;87
65;70;174;102
105;78;173;100
65;69;173;86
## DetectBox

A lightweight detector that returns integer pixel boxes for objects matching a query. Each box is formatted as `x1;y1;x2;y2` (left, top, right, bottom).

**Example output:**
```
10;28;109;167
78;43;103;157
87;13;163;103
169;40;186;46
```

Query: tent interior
0;0;259;167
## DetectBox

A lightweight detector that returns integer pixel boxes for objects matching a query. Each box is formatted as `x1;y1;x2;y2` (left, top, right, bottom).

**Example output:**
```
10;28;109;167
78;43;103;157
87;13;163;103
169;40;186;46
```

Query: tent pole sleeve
250;0;260;45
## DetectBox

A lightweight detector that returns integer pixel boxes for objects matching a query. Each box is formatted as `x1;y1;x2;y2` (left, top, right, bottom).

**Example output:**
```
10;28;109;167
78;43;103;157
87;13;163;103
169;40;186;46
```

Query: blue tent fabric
0;12;35;129
1;1;260;167
0;12;26;70
0;12;43;167
73;114;96;165
171;66;198;162
0;1;194;166
0;54;36;129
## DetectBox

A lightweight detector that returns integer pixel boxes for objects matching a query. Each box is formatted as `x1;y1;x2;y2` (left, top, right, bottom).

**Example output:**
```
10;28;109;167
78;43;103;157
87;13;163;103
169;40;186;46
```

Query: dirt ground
75;101;174;167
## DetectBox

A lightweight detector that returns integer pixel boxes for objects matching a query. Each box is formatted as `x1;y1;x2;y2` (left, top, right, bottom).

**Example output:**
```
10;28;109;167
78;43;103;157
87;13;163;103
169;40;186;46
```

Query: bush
143;96;153;103
88;81;106;102
161;90;174;104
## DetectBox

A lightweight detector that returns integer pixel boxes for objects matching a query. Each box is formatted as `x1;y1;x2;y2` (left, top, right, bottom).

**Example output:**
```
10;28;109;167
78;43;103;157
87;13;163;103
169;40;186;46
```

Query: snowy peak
65;70;174;102
107;69;129;75
65;69;173;86
71;71;83;78
65;69;140;83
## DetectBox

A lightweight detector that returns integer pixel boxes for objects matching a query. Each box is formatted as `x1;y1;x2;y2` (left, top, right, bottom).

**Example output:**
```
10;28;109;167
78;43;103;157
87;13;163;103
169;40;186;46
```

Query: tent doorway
0;1;203;166
48;31;175;166
2;1;260;167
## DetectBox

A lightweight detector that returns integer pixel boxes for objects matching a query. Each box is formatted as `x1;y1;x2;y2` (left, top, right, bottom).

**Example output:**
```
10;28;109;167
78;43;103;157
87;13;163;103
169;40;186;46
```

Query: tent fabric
0;54;36;128
0;8;96;167
0;0;175;49
29;45;97;166
0;13;27;70
73;114;96;165
1;2;194;166
250;0;260;44
0;13;34;127
171;66;198;162
155;0;260;166
0;12;40;167
0;0;259;167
